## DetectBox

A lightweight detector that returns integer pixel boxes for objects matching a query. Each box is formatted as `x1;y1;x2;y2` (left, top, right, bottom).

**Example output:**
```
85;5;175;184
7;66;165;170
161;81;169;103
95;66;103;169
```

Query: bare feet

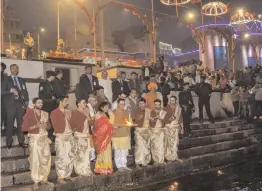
68;177;76;181
57;178;67;184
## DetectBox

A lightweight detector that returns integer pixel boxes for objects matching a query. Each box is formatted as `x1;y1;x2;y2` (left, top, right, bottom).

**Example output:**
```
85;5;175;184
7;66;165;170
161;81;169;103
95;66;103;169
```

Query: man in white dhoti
133;98;151;167
22;98;51;190
50;96;74;184
164;96;182;162
110;98;133;172
98;71;112;103
70;99;93;176
148;99;169;164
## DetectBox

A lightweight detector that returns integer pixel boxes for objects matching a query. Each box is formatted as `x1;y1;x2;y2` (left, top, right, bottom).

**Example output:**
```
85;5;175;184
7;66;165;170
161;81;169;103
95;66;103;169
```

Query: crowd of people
1;59;262;189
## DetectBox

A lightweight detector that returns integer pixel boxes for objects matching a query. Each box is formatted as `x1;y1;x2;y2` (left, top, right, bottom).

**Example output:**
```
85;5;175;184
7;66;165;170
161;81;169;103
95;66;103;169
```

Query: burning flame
169;181;178;191
125;120;133;126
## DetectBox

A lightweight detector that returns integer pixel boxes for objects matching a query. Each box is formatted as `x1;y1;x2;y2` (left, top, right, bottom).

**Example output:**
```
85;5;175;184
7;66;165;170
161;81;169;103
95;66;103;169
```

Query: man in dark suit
195;76;214;123
141;60;154;78
157;77;170;107
1;64;29;148
179;83;194;138
52;70;67;99
112;71;129;102
1;62;8;131
79;66;99;101
153;56;164;74
128;72;141;96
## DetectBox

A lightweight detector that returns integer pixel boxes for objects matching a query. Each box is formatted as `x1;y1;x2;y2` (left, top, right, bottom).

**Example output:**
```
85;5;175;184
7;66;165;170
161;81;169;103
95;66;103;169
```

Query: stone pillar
205;34;215;71
240;44;248;68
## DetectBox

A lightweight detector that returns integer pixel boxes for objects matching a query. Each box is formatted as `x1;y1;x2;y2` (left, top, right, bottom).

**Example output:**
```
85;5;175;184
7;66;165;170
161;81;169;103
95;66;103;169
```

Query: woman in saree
94;101;114;174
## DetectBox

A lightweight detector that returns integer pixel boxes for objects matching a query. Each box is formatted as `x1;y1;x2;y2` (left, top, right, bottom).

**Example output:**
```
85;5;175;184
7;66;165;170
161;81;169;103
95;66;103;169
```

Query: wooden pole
99;0;105;68
1;0;4;53
175;0;178;18
151;0;156;63
92;0;97;72
37;33;40;59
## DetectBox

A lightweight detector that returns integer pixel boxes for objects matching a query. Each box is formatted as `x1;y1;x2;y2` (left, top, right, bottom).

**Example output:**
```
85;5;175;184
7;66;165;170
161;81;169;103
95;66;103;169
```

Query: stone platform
1;119;262;191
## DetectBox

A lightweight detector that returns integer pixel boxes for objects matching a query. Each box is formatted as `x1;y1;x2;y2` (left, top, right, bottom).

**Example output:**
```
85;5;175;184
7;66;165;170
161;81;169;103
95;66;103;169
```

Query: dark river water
130;156;262;191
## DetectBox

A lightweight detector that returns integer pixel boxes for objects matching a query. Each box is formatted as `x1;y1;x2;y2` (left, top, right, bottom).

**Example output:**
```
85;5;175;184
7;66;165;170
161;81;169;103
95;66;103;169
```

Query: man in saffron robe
143;82;163;110
110;98;133;172
133;98;151;167
164;96;182;162
70;99;93;176
148;99;169;164
21;98;51;190
50;96;74;184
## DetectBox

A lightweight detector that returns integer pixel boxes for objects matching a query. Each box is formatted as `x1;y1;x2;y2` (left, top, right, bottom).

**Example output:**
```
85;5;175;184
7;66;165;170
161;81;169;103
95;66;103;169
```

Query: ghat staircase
1;119;262;191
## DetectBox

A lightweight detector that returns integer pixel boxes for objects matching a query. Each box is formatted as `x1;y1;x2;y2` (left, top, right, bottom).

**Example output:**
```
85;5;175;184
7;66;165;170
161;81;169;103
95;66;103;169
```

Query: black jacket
179;90;194;108
128;79;141;94
38;80;57;113
79;74;99;97
52;77;67;98
112;79;129;102
1;76;29;105
195;82;212;98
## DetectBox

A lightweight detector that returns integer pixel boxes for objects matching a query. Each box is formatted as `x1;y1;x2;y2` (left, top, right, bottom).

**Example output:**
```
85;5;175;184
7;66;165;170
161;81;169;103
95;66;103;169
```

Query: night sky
8;0;262;49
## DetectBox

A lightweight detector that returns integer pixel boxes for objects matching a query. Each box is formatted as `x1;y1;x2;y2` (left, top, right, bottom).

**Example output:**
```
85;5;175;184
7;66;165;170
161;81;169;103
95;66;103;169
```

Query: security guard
39;70;57;113
2;64;29;148
179;82;194;138
38;70;57;140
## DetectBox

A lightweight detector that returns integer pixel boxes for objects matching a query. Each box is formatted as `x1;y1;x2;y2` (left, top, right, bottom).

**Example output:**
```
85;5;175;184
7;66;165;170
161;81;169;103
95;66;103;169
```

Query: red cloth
50;108;66;134
22;108;39;134
94;115;113;154
70;110;87;133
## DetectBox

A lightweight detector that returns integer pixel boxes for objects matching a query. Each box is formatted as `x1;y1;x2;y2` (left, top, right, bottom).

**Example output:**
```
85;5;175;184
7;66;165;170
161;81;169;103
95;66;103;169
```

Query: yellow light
125;120;133;126
188;12;194;19
238;9;244;16
258;14;262;18
40;28;45;32
244;33;250;39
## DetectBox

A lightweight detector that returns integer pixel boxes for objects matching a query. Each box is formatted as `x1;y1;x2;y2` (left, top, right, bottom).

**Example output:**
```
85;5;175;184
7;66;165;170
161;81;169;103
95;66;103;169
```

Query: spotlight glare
244;33;250;39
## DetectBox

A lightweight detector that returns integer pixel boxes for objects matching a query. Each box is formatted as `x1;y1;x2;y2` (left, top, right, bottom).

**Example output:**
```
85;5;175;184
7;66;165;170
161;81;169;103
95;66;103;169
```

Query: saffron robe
50;108;74;179
70;109;92;176
143;92;163;110
21;108;51;183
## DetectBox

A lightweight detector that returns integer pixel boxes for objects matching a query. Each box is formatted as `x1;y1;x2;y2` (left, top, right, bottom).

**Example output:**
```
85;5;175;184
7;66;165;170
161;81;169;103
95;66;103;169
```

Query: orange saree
94;114;114;174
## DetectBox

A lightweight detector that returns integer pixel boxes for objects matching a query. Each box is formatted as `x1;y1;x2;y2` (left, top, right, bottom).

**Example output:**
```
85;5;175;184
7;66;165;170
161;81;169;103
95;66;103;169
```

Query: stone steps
190;119;245;130
2;144;260;191
1;156;56;173
190;123;254;137
179;130;247;149
2;120;262;190
0;119;243;148
178;138;253;158
0;129;253;174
